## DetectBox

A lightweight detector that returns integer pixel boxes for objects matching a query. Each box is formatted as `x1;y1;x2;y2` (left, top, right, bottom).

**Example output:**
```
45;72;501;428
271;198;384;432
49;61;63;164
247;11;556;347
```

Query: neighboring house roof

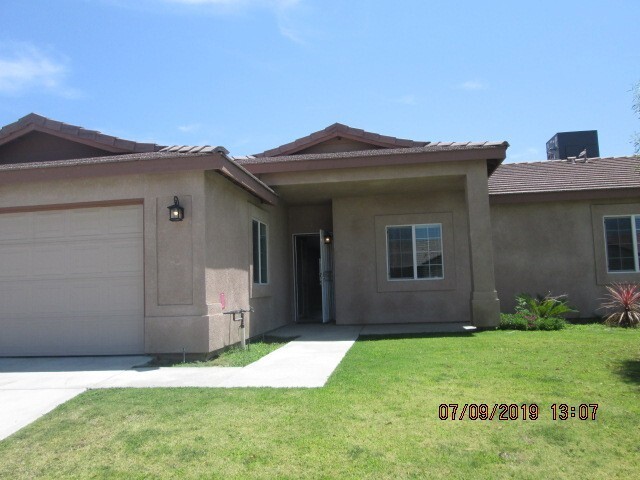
0;113;160;153
489;156;640;200
253;122;429;157
0;148;278;205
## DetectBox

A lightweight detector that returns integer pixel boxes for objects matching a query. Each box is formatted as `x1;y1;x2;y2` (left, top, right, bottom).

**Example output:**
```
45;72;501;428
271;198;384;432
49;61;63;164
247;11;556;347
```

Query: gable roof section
489;156;640;201
254;122;429;157
0;113;160;153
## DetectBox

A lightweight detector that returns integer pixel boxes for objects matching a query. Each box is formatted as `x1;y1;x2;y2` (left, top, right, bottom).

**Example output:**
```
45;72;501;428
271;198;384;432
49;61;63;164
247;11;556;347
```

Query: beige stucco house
0;114;638;356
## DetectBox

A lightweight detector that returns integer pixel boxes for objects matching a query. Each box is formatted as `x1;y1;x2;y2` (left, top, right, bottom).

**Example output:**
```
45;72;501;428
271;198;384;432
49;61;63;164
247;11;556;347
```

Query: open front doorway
293;231;335;323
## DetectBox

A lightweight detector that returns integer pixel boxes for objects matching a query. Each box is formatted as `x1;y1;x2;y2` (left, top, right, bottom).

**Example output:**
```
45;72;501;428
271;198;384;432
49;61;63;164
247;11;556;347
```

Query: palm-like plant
600;283;640;328
515;293;576;319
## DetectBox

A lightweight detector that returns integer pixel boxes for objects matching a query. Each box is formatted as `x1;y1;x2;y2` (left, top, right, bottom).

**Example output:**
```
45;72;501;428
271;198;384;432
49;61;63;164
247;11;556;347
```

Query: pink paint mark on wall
219;292;226;310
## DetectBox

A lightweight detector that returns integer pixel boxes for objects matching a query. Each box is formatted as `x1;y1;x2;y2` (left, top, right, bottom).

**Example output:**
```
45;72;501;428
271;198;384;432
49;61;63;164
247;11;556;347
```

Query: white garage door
0;204;144;356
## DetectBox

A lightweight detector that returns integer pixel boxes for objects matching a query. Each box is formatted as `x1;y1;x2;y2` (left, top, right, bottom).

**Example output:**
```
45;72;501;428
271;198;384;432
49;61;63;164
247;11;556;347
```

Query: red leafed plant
600;283;640;328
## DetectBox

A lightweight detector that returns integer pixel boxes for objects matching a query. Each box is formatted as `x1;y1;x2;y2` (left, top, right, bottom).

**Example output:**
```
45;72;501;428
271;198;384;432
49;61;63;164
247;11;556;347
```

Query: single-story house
0;114;638;356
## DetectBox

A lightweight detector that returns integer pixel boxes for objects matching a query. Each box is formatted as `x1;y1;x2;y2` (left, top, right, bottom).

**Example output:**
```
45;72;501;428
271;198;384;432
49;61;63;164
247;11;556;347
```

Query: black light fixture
323;232;333;244
168;196;184;222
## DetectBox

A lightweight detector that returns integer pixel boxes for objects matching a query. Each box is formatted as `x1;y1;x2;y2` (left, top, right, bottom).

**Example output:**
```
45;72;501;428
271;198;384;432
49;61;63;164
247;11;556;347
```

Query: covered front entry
293;230;335;323
0;204;144;356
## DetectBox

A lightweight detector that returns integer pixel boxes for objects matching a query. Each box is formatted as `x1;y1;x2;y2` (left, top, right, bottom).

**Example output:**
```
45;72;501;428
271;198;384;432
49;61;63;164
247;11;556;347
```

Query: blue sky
0;0;638;162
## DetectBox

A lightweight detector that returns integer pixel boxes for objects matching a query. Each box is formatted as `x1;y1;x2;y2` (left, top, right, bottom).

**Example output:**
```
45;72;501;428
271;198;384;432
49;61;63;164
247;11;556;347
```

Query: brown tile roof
254;122;430;157
488;156;640;196
0;149;225;172
237;142;508;165
0;113;161;153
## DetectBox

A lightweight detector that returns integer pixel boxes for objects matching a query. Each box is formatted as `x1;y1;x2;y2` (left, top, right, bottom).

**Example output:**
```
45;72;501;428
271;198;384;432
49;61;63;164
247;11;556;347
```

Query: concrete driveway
0;356;150;441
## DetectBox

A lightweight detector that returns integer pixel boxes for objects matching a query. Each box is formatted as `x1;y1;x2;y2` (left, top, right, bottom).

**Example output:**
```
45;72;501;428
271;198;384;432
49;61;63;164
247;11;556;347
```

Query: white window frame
604;215;640;273
252;219;269;285
385;223;444;281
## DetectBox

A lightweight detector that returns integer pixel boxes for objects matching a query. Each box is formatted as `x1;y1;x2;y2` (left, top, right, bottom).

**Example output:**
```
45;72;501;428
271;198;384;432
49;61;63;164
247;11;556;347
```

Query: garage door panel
69;208;108;237
107;240;144;274
0;283;30;317
70;243;106;275
33;211;66;239
0;214;32;241
31;244;69;276
68;280;105;314
1;316;143;356
107;277;143;313
108;205;143;234
0;247;30;277
0;205;144;356
31;283;69;317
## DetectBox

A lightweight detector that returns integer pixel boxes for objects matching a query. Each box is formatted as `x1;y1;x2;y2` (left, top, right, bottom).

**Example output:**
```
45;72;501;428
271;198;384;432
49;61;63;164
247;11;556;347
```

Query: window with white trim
386;224;443;280
252;220;268;284
604;215;640;272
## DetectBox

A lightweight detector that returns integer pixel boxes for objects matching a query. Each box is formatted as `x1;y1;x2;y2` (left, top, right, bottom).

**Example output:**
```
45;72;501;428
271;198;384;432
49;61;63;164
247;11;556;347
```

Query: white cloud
163;0;300;11
161;0;305;42
0;43;79;97
458;80;487;91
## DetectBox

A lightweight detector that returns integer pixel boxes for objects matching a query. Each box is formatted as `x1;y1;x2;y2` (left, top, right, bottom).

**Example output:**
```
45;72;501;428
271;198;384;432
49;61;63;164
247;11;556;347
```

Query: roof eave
244;145;508;175
0;152;278;205
489;187;640;204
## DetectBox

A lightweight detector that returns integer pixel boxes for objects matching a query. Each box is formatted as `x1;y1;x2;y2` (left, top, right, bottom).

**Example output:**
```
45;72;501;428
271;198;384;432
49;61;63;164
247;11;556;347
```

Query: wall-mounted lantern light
168;196;184;222
323;232;333;244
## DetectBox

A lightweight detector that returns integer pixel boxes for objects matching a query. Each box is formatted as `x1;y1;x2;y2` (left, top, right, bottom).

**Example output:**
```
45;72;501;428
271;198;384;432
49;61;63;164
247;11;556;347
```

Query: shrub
499;313;567;331
499;313;530;330
515;293;577;319
536;317;567;331
500;292;574;331
600;283;640;328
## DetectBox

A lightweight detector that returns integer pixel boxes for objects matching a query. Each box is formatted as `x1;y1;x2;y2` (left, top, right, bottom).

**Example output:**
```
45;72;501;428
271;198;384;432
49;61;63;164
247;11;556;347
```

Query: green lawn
1;324;639;479
150;339;289;368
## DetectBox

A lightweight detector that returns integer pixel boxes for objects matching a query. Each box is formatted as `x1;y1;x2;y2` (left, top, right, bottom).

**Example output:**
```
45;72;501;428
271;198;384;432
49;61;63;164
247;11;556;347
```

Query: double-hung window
386;224;443;280
252;220;268;284
604;215;640;272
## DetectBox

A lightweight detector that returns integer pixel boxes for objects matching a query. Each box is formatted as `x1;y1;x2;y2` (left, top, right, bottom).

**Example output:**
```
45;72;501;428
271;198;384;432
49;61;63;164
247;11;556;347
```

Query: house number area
438;403;599;421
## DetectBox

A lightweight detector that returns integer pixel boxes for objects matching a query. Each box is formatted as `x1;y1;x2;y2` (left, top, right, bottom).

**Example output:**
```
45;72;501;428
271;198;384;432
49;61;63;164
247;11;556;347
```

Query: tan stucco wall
332;190;473;324
288;204;333;235
491;196;640;316
204;172;289;352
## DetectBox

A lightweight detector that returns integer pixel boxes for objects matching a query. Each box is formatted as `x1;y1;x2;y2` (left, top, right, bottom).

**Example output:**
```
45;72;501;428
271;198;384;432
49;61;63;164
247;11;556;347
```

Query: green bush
499;313;529;330
499;312;567;331
536;317;567;331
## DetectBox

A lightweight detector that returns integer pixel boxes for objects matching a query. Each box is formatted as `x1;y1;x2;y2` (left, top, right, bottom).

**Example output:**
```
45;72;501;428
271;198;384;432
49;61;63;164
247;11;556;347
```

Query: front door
293;233;335;323
319;230;335;323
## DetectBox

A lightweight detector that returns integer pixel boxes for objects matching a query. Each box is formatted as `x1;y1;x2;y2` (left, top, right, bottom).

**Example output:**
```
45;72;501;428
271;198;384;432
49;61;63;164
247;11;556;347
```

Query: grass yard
150;339;290;368
0;324;639;479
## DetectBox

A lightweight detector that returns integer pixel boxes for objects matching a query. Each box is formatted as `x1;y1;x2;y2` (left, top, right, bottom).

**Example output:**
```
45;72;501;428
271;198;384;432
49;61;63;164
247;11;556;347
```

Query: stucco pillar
465;163;500;327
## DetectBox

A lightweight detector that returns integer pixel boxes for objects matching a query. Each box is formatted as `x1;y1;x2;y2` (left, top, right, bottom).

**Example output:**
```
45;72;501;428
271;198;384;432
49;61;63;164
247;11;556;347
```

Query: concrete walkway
96;325;363;388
